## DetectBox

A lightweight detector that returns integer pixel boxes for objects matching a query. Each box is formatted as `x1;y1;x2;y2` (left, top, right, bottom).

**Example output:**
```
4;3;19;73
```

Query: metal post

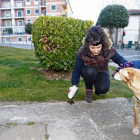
122;28;124;42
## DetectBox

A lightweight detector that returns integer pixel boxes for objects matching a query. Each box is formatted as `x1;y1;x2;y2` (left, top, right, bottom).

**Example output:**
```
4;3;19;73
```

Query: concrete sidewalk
0;98;140;140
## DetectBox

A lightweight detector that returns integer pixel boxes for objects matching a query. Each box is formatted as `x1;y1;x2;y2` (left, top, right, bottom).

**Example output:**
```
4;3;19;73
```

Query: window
26;0;30;5
34;0;38;5
18;21;23;26
27;19;31;23
28;38;31;41
17;11;22;17
5;2;9;8
6;21;11;27
27;10;31;15
35;9;39;14
5;11;10;17
18;38;22;42
51;5;56;11
17;2;22;7
6;38;10;42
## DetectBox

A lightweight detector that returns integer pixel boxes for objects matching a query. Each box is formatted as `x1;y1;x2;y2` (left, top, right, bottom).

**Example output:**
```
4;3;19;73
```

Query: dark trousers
81;65;110;95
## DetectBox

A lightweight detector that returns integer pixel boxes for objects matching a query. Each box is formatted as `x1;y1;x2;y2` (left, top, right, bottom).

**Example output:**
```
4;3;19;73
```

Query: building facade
0;0;72;44
123;9;140;45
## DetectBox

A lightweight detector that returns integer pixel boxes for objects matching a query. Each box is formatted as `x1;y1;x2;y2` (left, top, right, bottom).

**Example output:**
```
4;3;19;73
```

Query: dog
114;67;140;136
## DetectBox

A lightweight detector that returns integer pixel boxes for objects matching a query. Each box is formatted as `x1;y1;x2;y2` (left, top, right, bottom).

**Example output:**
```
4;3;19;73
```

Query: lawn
0;45;133;102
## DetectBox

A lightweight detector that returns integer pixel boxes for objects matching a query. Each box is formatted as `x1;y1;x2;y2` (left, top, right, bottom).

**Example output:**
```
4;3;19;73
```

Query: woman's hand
68;86;78;99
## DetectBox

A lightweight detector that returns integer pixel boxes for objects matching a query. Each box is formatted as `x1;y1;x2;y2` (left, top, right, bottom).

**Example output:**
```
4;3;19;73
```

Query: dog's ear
122;69;134;83
118;69;130;82
128;71;134;83
123;70;130;81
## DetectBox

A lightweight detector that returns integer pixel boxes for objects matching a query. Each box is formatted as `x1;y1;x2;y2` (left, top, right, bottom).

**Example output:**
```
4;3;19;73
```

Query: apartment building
0;0;73;44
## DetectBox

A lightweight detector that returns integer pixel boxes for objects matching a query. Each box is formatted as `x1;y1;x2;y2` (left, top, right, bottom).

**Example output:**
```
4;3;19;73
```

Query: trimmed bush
32;16;93;72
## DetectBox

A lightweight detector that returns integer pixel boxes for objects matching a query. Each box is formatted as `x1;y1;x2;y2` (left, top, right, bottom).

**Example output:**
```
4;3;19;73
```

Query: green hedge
32;16;93;72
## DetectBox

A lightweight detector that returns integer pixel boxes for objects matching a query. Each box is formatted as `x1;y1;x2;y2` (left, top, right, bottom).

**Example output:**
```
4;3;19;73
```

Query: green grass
27;121;35;125
0;46;133;102
0;123;18;128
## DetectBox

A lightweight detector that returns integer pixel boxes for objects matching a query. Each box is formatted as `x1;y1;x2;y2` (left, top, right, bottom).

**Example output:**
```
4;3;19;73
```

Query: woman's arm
111;50;127;65
71;55;84;86
111;50;134;77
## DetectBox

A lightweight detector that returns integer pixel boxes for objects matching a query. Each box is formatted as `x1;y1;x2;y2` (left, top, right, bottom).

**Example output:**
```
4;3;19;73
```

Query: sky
69;0;138;25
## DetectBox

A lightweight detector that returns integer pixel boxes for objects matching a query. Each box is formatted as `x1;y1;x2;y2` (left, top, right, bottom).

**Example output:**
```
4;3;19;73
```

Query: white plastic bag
68;87;78;99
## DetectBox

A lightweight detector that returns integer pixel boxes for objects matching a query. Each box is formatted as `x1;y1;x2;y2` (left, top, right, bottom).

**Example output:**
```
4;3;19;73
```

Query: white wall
124;15;140;44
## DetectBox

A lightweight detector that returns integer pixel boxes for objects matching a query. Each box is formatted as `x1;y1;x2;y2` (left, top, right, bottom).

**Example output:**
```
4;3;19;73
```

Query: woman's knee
95;86;110;95
81;65;97;78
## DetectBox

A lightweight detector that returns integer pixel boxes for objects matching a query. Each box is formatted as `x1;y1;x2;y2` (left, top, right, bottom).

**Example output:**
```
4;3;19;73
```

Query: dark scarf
77;46;115;72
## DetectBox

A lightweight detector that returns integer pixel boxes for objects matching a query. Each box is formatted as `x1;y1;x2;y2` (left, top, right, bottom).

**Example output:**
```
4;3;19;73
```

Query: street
0;43;34;50
0;43;140;62
117;49;140;62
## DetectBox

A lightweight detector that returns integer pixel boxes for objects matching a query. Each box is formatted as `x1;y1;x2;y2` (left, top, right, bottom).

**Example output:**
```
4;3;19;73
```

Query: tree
6;28;13;47
98;4;129;38
25;23;33;49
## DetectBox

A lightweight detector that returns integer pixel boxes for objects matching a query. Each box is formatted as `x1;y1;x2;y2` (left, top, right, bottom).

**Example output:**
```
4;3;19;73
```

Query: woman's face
89;44;102;55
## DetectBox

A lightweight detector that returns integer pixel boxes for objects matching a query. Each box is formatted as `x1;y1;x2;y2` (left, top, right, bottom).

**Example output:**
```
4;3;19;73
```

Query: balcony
15;22;26;26
0;5;11;10
14;4;25;9
2;32;25;36
0;4;25;9
41;1;46;7
1;14;12;19
62;0;67;9
1;24;12;27
62;11;67;17
15;14;25;18
2;27;25;36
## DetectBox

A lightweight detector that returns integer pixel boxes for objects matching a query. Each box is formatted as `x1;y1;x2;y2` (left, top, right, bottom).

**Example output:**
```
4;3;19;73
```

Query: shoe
85;89;93;103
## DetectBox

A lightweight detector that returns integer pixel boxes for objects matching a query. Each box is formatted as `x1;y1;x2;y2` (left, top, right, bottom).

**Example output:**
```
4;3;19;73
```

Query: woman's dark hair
83;26;111;54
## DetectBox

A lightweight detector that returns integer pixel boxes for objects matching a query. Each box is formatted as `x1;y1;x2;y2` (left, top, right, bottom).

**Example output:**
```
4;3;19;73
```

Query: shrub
32;16;93;71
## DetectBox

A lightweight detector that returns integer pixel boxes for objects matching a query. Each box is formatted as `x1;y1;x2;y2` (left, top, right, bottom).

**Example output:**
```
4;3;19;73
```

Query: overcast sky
69;0;138;25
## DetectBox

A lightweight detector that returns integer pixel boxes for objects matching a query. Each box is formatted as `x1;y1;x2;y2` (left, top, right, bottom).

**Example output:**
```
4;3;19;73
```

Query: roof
128;9;140;15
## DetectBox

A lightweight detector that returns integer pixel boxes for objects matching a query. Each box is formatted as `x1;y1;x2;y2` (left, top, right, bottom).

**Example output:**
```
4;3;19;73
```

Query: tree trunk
115;28;118;48
109;27;112;38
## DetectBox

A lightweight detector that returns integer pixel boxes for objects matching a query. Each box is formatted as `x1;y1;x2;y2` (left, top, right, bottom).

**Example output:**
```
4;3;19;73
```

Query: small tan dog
114;67;140;136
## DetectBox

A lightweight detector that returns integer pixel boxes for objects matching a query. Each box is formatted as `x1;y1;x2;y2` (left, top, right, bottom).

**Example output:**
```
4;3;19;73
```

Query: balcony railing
0;4;25;9
1;15;12;18
0;5;11;9
1;14;24;18
2;27;25;36
41;2;46;6
1;22;27;27
1;24;11;27
62;11;67;17
15;14;24;18
14;4;25;8
62;0;67;9
2;32;25;36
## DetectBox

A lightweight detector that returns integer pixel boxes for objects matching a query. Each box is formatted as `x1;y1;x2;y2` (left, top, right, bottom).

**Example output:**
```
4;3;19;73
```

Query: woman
68;26;133;103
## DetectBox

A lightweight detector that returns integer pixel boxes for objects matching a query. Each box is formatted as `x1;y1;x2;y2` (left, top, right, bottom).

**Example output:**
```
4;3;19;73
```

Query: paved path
0;98;140;140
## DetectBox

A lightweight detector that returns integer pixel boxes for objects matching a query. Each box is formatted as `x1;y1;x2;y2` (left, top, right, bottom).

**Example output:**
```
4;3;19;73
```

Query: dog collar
135;96;140;103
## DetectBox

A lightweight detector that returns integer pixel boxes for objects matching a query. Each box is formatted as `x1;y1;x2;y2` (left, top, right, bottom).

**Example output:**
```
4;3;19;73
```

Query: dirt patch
30;67;72;80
